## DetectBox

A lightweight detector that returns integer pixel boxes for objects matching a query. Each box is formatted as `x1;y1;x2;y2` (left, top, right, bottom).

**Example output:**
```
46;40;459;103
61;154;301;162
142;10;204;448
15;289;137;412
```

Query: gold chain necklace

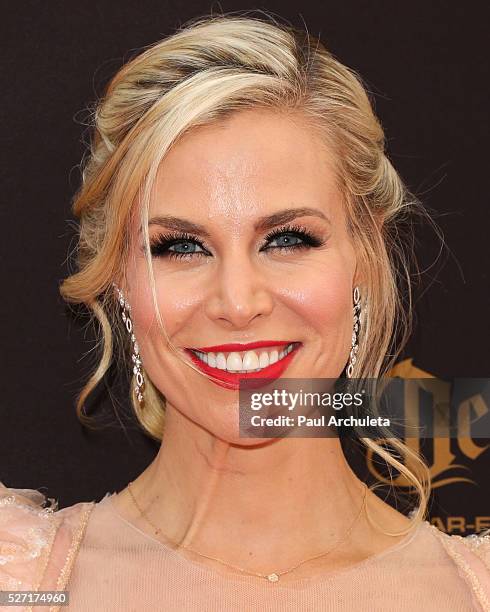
127;481;367;583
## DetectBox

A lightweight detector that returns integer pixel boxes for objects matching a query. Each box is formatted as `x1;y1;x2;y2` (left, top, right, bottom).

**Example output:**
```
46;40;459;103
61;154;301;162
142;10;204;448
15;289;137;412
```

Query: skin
111;109;412;582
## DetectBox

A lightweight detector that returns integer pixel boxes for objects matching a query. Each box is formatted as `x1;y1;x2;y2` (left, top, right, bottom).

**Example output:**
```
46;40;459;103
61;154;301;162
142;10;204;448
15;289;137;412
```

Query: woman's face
125;109;359;444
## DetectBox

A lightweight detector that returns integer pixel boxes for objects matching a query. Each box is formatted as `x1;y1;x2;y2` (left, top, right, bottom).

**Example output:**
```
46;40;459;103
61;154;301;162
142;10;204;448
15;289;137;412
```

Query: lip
189;340;292;352
185;342;302;390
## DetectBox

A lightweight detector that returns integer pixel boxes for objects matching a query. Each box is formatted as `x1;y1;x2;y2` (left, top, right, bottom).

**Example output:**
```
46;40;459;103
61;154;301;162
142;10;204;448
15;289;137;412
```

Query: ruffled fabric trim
463;529;490;569
0;482;59;591
0;481;95;612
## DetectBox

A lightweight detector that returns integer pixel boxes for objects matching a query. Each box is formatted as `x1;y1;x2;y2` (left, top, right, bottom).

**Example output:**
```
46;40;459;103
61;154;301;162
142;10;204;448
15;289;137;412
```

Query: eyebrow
146;207;330;236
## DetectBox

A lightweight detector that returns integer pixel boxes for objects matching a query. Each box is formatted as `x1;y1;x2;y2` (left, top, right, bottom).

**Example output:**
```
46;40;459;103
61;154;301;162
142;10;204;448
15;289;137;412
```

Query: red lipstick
189;340;292;352
185;342;301;391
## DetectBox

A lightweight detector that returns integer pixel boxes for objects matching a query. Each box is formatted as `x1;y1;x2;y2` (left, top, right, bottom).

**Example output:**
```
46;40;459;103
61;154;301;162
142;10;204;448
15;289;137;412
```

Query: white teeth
191;343;298;373
216;353;227;370
226;352;242;371
242;351;259;371
259;352;270;369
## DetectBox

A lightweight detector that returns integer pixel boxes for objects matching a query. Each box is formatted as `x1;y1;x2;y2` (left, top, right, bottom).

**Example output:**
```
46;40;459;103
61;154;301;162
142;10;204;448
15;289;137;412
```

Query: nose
204;253;274;330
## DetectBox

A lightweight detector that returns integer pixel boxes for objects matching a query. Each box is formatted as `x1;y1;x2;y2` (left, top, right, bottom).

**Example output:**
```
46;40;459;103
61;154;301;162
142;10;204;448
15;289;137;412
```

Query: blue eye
149;233;208;260
261;224;324;252
168;241;205;256
263;232;307;250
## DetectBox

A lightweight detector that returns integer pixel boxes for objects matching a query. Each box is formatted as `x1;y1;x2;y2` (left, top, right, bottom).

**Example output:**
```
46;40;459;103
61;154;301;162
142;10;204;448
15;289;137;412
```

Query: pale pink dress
0;481;489;611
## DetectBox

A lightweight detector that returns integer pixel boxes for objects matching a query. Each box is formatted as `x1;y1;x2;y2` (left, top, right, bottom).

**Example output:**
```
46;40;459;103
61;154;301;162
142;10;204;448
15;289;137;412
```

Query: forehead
149;109;342;226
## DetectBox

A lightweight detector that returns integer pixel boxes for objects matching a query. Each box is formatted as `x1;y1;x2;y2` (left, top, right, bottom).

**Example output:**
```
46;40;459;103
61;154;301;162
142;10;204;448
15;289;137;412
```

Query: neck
125;407;374;574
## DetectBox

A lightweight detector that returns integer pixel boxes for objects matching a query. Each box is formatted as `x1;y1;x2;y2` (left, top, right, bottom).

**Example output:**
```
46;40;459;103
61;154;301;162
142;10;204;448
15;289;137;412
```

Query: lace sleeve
462;528;490;569
0;481;60;593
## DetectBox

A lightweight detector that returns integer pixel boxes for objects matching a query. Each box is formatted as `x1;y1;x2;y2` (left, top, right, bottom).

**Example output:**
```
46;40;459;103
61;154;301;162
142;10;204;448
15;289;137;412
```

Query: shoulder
427;522;490;611
0;480;95;592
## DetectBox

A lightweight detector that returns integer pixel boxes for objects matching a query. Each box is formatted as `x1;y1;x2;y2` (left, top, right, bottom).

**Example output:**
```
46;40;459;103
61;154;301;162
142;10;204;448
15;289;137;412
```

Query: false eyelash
148;231;209;260
262;224;325;249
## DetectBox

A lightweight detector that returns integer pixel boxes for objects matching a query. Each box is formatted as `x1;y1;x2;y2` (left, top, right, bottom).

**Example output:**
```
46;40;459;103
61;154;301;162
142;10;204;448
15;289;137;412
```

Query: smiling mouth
187;342;301;373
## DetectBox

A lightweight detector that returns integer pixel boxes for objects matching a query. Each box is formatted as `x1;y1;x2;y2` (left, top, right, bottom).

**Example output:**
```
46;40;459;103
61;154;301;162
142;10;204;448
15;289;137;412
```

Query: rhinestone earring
346;286;362;378
113;284;145;405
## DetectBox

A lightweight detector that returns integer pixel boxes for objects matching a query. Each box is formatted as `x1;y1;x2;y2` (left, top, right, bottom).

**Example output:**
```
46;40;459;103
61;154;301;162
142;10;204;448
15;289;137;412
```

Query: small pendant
267;573;279;582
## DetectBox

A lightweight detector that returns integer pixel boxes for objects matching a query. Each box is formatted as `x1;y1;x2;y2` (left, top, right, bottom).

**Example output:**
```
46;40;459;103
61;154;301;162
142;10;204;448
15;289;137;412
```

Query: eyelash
148;224;326;261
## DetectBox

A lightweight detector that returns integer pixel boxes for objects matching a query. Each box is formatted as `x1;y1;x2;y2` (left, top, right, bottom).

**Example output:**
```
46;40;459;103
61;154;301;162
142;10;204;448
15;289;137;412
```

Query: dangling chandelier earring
113;283;145;405
347;286;363;378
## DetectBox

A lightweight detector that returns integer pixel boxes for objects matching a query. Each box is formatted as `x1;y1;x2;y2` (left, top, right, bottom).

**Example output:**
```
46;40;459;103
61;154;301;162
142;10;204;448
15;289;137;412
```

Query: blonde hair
61;12;436;535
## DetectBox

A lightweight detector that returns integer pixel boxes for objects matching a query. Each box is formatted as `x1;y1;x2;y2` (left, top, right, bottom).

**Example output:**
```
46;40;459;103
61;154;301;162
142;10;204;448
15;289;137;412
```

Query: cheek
279;266;353;333
276;260;354;378
127;268;205;344
125;273;204;404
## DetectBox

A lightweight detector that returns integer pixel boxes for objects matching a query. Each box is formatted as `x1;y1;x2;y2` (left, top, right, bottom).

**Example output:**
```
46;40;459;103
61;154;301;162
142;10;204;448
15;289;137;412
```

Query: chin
231;429;279;446
198;416;278;448
218;432;279;448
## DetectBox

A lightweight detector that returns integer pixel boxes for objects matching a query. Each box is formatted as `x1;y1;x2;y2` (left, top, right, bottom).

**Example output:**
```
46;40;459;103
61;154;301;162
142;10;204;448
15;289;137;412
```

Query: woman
0;13;488;611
